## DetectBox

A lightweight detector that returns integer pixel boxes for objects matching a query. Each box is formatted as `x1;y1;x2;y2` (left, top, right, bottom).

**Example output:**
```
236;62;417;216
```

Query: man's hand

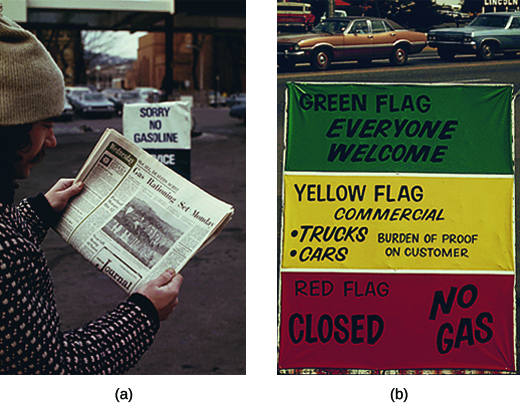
137;269;183;321
44;178;84;212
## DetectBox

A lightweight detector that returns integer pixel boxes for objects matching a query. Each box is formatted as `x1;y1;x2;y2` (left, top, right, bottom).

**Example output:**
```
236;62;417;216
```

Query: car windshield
71;90;89;98
386;19;404;30
312;20;351;34
83;93;106;101
469;14;510;28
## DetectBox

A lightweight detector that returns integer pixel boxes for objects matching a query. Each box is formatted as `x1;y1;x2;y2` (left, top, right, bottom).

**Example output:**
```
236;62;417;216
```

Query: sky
111;31;148;58
84;30;148;59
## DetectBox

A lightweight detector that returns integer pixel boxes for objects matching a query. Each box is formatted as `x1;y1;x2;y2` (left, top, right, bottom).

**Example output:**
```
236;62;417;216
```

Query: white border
284;171;514;179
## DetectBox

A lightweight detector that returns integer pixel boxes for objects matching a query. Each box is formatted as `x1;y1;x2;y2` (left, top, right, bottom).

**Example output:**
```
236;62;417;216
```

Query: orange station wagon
277;17;427;70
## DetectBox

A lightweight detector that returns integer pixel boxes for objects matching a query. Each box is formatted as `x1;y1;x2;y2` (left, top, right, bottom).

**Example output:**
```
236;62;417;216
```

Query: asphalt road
277;55;520;372
15;106;246;375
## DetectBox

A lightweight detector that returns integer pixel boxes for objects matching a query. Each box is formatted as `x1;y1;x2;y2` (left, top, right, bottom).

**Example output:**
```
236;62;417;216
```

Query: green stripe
285;82;513;175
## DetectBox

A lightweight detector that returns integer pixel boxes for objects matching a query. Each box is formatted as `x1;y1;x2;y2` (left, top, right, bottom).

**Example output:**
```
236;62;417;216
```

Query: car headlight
289;43;300;52
463;35;473;42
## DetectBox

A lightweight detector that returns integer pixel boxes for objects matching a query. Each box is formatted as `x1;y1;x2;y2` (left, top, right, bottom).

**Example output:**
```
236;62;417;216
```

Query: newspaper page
54;128;234;294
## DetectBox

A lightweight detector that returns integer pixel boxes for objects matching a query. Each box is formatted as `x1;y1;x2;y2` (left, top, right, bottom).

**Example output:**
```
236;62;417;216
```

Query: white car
135;87;164;102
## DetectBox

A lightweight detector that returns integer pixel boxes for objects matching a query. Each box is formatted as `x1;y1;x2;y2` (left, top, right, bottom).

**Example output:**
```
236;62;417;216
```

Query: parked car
107;90;145;116
439;10;471;20
57;99;74;121
66;86;92;103
229;102;246;124
208;91;227;107
277;17;427;70
101;88;120;100
277;1;315;32
135;87;165;102
320;10;347;22
226;93;246;107
228;92;245;123
428;12;520;60
69;92;115;118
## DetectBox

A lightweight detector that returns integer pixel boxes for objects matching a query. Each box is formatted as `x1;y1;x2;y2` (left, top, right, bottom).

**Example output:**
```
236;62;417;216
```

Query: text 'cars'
68;91;115;118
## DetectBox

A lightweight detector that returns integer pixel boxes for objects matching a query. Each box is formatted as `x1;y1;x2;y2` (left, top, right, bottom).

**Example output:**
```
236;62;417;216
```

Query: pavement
15;106;246;375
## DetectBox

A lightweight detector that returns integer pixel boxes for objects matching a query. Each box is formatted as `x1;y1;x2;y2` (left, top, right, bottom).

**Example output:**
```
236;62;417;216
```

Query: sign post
278;82;515;371
123;101;191;179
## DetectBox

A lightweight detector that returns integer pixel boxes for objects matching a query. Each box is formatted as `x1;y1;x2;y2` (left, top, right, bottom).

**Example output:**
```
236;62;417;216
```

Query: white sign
123;101;191;150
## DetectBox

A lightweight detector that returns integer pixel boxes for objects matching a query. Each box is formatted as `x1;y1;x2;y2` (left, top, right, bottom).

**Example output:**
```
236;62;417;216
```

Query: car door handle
391;33;396;36
368;35;373;38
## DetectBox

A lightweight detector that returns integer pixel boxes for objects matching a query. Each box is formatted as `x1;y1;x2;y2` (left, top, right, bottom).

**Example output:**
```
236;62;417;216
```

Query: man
0;12;183;374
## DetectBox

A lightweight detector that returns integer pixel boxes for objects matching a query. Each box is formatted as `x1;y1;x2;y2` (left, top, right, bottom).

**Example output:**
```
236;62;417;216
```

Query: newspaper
54;128;234;294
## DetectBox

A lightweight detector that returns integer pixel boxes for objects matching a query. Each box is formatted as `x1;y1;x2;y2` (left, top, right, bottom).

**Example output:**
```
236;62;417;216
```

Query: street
15;106;246;375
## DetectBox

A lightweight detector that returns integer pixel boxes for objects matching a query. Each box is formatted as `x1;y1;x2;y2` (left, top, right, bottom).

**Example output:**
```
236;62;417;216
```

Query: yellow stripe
282;174;514;271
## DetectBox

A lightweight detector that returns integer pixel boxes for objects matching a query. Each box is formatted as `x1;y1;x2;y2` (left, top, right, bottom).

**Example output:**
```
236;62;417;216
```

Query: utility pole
327;0;335;18
162;14;174;100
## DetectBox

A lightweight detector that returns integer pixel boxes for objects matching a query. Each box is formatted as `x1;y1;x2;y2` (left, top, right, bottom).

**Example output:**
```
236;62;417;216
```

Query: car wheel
478;42;495;60
438;47;456;61
390;45;408;66
311;48;332;70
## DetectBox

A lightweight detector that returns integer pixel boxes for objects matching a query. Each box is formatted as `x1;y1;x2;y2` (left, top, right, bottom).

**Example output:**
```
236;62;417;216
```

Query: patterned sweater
0;186;160;374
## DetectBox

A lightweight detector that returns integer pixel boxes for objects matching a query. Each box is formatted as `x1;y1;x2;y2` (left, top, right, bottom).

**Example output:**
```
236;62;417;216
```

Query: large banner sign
123;101;191;179
278;82;515;371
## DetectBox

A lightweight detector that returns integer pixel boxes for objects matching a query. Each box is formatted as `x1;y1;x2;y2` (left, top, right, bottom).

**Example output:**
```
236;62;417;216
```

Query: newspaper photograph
54;128;234;294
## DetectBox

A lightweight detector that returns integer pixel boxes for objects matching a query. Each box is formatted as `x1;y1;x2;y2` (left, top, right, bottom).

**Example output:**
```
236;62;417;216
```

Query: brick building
126;29;246;98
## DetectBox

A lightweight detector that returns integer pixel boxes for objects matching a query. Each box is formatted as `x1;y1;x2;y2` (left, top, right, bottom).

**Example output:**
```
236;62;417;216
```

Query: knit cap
0;12;65;125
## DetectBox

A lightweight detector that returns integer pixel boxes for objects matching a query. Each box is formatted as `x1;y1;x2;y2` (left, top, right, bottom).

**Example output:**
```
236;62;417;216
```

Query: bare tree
81;30;122;70
35;28;80;85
